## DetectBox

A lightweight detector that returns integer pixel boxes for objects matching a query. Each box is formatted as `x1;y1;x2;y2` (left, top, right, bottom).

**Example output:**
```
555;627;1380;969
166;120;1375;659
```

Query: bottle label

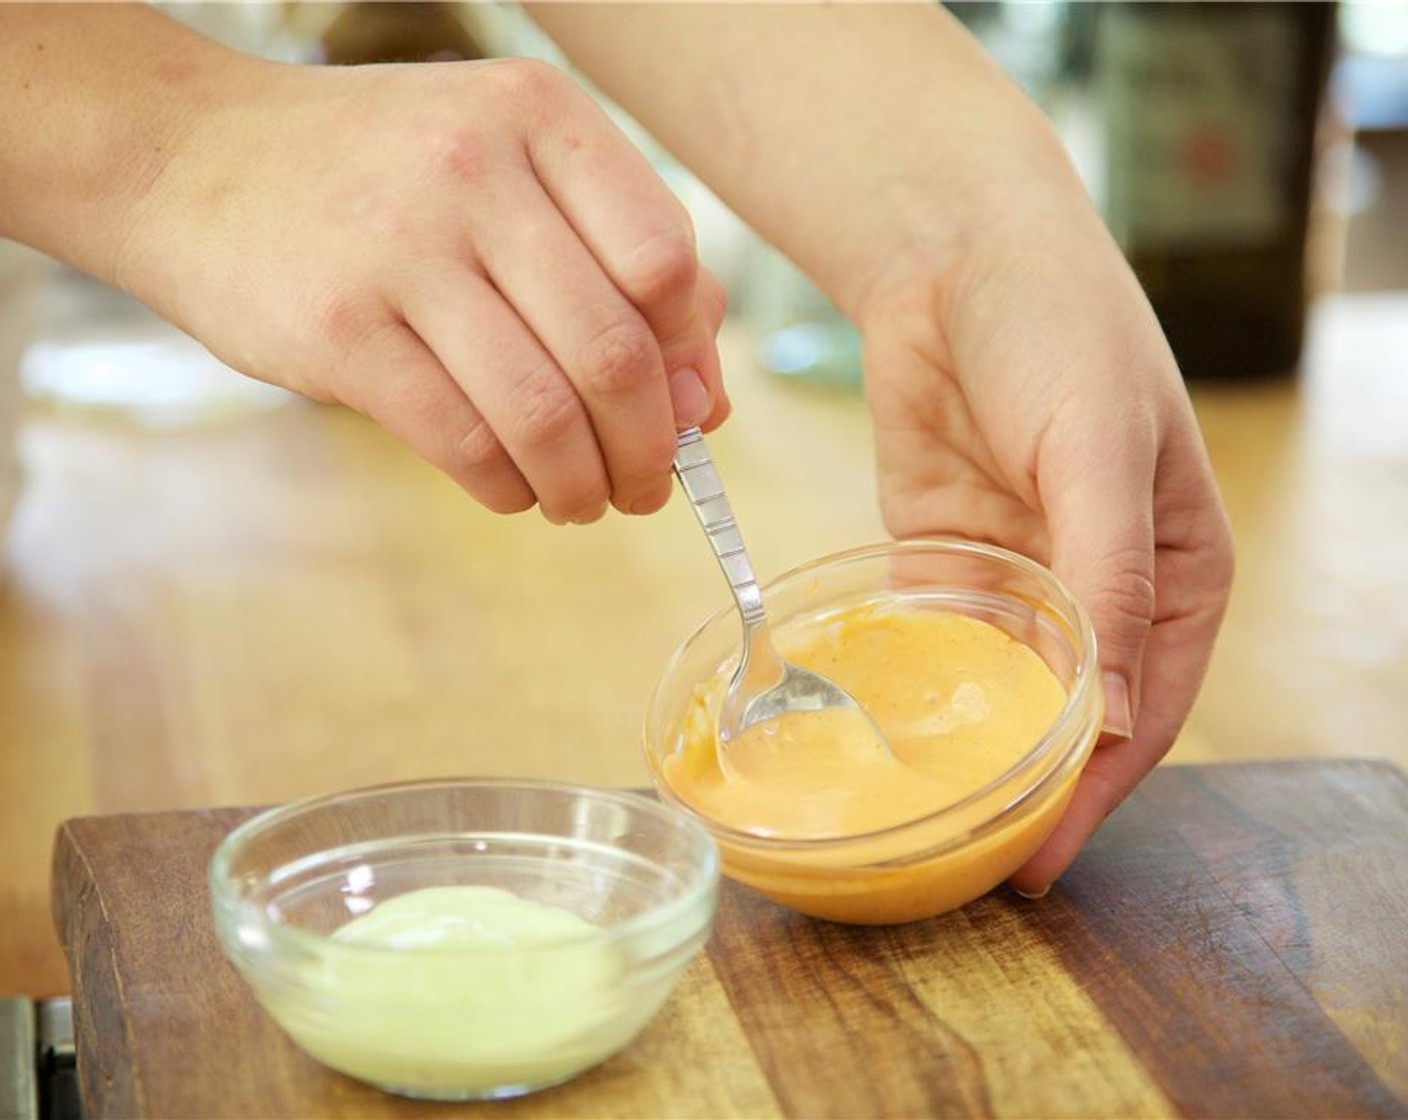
1097;5;1300;249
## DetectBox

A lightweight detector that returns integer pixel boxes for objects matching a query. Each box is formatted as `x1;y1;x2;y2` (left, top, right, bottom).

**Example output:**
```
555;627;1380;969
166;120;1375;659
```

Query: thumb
1041;426;1157;742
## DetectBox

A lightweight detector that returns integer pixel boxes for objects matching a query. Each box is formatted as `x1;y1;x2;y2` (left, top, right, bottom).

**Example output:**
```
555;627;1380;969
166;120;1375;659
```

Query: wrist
0;7;251;286
850;110;1093;339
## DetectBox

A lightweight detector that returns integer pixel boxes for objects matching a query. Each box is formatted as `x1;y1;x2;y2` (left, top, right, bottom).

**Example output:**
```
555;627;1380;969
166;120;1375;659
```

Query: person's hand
857;173;1234;896
507;1;1232;884
116;52;728;523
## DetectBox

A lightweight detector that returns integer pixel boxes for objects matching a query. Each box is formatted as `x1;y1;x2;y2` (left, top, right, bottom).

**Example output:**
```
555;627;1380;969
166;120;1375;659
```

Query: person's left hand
856;180;1234;895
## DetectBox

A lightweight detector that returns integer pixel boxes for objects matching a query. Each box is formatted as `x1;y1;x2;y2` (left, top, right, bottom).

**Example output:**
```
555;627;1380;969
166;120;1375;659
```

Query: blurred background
7;0;1407;418
5;1;1407;410
1;2;1406;999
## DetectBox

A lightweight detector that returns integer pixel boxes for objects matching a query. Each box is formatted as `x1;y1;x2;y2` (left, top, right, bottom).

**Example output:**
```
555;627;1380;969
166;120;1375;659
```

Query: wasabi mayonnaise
262;886;644;1099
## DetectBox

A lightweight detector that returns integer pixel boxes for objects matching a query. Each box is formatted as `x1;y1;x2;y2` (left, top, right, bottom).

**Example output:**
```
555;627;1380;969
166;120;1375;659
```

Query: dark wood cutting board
51;761;1408;1118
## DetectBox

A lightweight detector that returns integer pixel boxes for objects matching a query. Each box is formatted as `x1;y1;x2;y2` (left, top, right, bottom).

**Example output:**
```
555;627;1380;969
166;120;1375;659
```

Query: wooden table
51;760;1408;1119
4;288;1408;1003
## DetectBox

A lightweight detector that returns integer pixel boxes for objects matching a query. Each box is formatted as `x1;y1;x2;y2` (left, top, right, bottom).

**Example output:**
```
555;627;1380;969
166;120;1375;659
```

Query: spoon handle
672;427;767;628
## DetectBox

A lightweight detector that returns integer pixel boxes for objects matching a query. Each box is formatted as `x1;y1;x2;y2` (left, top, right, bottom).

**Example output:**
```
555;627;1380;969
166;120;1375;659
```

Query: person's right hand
116;47;729;523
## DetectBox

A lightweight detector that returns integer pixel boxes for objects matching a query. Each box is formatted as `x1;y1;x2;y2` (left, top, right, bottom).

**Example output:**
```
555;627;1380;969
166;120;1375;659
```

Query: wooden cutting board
51;760;1408;1119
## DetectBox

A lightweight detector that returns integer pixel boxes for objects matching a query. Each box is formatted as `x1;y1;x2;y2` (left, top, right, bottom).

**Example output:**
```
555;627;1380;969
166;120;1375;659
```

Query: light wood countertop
3;292;1407;998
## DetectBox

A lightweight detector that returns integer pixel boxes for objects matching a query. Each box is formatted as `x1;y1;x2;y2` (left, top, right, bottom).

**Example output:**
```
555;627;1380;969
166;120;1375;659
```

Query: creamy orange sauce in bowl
644;539;1102;924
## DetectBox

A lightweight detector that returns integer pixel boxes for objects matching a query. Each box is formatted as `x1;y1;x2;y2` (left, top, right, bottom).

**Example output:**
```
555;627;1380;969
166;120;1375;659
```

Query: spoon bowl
720;605;870;743
671;427;889;767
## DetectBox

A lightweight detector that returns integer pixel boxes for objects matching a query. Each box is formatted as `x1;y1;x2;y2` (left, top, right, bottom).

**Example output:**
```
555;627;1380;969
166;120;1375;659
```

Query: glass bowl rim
643;536;1101;859
209;777;721;962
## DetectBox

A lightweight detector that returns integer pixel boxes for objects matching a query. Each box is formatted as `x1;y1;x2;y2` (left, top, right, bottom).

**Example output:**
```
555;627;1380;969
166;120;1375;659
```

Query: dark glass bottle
1094;2;1338;381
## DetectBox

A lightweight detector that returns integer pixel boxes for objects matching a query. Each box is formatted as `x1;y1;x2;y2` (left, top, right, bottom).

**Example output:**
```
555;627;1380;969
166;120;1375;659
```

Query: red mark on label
1181;128;1240;188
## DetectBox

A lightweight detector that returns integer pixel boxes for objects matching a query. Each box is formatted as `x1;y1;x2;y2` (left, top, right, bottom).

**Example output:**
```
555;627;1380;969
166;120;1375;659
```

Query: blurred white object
20;266;293;430
157;2;317;62
0;241;41;539
22;334;293;431
1339;0;1408;60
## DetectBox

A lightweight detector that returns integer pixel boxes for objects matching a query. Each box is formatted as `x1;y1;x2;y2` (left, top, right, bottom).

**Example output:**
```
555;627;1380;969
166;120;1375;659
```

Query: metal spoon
671;427;891;767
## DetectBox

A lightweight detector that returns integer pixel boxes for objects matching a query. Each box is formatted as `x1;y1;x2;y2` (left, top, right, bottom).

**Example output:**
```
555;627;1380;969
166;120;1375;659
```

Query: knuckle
447;419;535;514
621;232;697;309
429;124;495;186
481;57;563;109
697;268;729;328
1186;511;1236;621
307;288;381;361
1093;548;1158;632
511;375;583;449
578;318;658;397
448;414;507;477
429;63;568;183
1208;515;1237;588
318;308;406;410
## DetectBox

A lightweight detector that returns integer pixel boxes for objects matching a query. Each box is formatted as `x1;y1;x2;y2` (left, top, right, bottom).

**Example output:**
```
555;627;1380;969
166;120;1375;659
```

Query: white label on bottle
1097;5;1299;249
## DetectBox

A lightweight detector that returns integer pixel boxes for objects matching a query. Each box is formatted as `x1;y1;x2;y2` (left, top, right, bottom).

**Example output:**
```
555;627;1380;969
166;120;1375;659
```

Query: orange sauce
661;607;1076;922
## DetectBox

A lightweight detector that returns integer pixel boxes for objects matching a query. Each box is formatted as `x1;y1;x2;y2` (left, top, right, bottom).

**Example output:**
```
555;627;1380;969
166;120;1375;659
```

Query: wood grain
52;761;1408;1119
5;286;1408;1003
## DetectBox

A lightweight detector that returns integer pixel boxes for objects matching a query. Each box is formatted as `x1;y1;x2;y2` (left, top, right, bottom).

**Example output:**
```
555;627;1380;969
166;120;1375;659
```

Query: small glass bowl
209;779;719;1101
644;538;1102;924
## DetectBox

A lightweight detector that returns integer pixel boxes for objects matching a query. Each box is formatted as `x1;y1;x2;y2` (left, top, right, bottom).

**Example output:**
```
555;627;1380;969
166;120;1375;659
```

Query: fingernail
1013;883;1051;901
668;367;711;428
1101;671;1134;740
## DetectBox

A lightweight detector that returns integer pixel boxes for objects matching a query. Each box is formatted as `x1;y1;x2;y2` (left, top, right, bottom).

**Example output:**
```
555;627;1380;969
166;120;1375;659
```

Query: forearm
0;5;237;284
531;3;1084;323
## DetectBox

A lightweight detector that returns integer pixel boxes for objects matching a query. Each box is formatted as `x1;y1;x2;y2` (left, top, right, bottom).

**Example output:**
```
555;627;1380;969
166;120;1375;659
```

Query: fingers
435;163;726;519
411;231;727;522
1007;742;1142;898
1008;582;1228;895
1004;404;1157;897
529;90;726;423
1012;421;1233;895
471;180;680;515
328;60;730;525
427;71;727;520
402;267;614;524
1040;405;1158;740
330;318;535;514
529;90;699;341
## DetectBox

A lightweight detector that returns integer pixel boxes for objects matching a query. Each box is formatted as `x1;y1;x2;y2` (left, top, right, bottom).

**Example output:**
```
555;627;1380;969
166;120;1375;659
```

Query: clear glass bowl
209;779;719;1101
644;538;1102;924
